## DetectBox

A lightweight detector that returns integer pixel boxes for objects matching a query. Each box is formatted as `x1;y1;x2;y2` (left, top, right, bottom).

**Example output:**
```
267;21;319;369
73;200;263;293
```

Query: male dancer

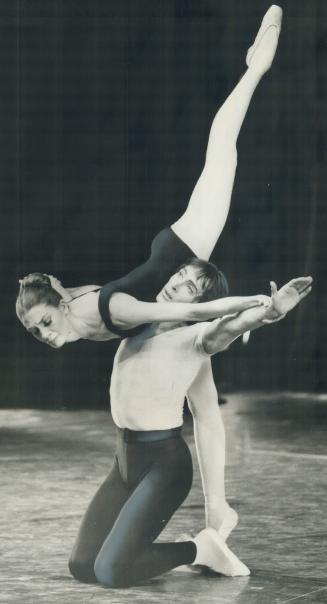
69;265;312;587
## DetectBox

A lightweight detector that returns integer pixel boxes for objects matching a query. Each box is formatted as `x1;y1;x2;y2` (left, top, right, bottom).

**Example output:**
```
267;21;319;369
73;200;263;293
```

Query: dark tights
69;429;196;588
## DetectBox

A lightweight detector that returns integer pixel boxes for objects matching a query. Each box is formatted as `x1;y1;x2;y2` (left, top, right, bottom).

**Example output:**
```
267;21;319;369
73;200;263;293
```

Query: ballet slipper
192;528;250;576
246;5;283;69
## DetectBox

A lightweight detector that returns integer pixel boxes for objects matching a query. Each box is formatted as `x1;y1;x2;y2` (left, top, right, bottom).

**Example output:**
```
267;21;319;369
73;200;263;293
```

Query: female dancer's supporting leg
187;359;234;537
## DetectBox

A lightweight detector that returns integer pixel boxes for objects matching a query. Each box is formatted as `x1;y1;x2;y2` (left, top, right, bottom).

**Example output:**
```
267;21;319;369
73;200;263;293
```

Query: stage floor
2;392;327;604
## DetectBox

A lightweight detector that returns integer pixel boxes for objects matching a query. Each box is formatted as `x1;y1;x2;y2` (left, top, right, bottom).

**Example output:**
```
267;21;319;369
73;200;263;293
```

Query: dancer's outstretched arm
44;277;264;331
202;277;312;355
172;6;282;260
109;293;264;330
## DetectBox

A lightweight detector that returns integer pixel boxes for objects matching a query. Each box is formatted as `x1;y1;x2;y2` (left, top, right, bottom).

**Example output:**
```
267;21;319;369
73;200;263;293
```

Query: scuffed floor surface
1;392;327;604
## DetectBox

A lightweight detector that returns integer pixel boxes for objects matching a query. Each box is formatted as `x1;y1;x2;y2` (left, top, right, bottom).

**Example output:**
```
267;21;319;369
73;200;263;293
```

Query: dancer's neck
66;291;117;341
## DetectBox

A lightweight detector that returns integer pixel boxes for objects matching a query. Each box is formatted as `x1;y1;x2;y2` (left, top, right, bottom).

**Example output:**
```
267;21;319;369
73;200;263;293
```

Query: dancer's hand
47;274;62;290
262;277;313;324
46;274;71;302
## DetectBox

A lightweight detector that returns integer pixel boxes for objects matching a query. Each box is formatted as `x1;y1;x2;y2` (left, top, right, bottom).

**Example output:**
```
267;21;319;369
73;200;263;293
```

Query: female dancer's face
156;265;204;303
20;302;71;348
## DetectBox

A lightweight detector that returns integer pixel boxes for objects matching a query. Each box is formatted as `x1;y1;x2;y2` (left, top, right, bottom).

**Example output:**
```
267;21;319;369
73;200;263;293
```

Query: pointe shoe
192;528;250;577
217;507;239;542
246;5;283;70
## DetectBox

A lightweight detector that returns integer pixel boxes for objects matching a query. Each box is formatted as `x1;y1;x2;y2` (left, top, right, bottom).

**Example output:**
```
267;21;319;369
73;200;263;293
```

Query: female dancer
16;6;283;350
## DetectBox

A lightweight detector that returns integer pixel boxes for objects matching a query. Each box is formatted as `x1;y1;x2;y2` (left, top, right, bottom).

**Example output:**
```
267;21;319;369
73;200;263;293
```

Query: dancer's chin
48;335;66;349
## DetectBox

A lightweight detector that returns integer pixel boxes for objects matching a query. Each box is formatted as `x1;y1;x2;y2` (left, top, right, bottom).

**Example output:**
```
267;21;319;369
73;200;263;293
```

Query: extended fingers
298;286;312;300
270;281;278;296
291;276;313;292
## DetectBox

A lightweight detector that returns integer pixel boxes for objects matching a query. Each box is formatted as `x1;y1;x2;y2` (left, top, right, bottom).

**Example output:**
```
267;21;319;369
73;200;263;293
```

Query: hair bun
19;272;51;289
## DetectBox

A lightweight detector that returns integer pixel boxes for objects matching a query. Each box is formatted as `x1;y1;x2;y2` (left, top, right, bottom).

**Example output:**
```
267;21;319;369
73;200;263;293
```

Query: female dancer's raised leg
172;5;282;261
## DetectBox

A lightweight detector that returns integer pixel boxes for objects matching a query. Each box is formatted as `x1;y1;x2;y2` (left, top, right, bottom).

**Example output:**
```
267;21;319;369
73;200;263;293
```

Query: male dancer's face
156;265;206;304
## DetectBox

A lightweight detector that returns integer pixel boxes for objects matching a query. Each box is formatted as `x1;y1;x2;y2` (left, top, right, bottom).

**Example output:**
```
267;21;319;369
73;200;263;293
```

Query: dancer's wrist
261;297;285;324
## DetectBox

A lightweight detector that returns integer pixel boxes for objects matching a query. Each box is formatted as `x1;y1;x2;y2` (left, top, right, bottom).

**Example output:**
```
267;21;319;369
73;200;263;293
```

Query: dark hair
178;257;229;301
16;273;62;320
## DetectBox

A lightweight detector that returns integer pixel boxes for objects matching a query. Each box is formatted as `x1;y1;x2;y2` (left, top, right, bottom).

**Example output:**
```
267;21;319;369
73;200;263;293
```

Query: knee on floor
68;554;97;584
94;556;130;589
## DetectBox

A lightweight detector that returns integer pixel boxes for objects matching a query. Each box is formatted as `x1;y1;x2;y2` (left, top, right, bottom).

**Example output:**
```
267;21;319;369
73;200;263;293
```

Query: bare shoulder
69;287;101;318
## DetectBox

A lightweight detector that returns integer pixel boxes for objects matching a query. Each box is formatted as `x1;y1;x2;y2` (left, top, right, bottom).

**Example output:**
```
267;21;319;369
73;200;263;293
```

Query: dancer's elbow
202;326;235;355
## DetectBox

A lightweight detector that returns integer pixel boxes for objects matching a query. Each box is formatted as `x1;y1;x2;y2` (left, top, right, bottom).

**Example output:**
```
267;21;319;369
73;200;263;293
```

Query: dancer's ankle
205;497;230;526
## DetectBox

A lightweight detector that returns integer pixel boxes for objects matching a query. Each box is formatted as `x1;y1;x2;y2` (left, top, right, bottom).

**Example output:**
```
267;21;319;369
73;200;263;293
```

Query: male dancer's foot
192;528;250;576
246;5;283;75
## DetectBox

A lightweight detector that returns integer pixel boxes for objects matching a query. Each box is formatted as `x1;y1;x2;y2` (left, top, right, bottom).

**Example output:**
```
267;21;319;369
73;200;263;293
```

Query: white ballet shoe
192;528;250;577
246;5;283;70
217;507;239;542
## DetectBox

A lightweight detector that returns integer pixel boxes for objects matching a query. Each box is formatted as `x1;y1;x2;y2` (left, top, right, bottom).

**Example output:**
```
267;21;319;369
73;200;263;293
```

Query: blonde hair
16;273;62;320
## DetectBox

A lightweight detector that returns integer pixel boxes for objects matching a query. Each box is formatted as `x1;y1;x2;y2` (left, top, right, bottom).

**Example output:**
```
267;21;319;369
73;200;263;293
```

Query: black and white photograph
1;1;326;602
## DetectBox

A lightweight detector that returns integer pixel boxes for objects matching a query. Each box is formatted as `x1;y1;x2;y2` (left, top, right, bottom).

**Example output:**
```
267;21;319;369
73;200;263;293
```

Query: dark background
1;0;326;408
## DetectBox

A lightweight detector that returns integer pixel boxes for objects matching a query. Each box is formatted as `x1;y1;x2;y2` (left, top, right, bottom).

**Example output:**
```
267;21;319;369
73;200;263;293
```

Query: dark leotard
98;227;195;338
